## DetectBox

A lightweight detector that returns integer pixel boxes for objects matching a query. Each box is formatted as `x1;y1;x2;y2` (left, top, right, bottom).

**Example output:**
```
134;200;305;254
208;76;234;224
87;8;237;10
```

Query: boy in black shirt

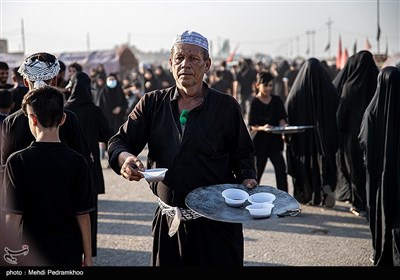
3;86;94;266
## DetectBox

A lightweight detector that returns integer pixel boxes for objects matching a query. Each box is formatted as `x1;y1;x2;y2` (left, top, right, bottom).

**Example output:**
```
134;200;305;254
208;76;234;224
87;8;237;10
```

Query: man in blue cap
108;30;257;266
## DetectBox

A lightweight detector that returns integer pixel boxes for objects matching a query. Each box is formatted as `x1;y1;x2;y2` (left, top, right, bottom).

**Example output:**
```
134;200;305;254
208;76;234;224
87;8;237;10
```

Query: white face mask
107;79;117;88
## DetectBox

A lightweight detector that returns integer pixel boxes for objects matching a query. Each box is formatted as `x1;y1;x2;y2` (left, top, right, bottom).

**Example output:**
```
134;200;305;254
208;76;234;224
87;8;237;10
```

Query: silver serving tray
185;184;300;223
265;125;314;134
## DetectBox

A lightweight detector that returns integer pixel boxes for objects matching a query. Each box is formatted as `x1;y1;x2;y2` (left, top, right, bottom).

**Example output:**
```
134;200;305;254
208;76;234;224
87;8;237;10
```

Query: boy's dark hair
22;86;64;128
0;89;13;108
257;70;274;85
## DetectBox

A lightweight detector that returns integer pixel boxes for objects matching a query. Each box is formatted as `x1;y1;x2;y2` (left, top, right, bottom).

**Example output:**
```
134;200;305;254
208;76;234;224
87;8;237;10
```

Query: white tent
57;49;119;75
1;47;138;79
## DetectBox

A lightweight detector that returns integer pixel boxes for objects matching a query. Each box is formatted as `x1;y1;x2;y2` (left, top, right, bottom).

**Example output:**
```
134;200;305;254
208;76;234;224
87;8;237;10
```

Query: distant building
0;39;8;53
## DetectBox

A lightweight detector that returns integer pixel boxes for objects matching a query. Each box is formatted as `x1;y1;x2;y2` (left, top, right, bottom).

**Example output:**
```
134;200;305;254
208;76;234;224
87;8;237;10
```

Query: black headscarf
336;50;379;212
64;71;113;194
337;51;379;134
359;66;400;266
332;54;355;96
332;54;356;202
65;72;93;106
285;58;339;205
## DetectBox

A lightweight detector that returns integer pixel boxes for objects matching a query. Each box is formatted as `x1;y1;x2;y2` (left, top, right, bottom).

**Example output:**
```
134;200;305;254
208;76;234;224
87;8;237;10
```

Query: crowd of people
0;29;399;267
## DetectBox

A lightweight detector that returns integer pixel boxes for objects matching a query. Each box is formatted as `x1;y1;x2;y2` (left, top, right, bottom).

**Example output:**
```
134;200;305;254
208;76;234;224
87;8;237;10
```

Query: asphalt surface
93;146;373;268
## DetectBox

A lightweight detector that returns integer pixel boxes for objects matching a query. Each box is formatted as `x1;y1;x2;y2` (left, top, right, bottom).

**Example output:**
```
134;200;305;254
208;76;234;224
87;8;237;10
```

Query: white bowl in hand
246;203;274;219
221;188;249;207
139;168;168;182
248;192;276;207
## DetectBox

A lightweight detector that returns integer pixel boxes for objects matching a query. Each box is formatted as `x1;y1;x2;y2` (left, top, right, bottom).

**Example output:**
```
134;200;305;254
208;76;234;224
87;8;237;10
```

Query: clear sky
1;0;399;59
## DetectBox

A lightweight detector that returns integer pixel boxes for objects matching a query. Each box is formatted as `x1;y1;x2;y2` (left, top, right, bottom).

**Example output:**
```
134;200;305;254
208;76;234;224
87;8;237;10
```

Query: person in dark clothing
210;69;231;94
219;60;234;95
0;89;14;122
154;65;175;89
96;73;128;133
0;53;93;265
0;61;14;89
248;71;288;191
359;66;400;267
272;59;290;104
55;60;69;99
236;58;257;116
64;62;83;101
0;89;14;140
1;52;92;167
332;55;355;203
283;60;300;100
3;86;94;266
336;50;379;217
285;58;339;207
64;71;113;257
143;68;162;93
107;30;257;266
10;67;29;114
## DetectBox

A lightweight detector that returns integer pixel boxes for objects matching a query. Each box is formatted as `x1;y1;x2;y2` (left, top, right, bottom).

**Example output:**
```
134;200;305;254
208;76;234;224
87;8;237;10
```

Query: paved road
93;146;372;268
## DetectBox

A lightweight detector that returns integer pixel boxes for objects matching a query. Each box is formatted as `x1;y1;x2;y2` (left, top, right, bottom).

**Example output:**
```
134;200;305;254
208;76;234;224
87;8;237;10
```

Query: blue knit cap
174;30;209;51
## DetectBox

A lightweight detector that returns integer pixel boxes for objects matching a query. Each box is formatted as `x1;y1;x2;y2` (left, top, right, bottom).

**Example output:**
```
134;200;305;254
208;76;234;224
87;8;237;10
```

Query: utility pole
377;0;381;54
86;33;90;52
21;18;25;54
326;17;333;57
306;30;316;56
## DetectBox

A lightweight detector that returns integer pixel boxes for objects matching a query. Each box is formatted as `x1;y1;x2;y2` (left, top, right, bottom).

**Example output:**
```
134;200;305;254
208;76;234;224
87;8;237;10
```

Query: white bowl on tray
246;203;274;219
221;188;249;208
139;168;168;182
248;192;276;207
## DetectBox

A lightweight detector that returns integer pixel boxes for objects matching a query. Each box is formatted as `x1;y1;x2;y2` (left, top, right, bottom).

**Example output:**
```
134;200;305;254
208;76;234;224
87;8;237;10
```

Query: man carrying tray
107;30;257;266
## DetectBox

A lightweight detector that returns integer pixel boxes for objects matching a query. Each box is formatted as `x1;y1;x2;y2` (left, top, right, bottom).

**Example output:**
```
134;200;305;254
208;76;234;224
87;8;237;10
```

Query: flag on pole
377;24;381;41
385;38;388;56
336;35;342;69
340;48;349;69
226;44;239;63
365;38;372;50
324;42;330;52
353;40;357;55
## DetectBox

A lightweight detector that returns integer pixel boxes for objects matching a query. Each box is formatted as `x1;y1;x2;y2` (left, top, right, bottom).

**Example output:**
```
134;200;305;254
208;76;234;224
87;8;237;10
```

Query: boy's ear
59;112;66;126
30;114;38;126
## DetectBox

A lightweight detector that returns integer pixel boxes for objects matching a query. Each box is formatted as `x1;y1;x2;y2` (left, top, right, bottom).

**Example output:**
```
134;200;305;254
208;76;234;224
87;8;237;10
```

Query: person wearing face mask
96;73;128;133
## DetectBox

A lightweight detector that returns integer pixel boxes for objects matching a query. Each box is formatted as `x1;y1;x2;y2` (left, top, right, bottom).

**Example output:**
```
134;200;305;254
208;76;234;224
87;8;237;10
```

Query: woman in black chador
332;55;354;203
65;72;113;256
359;66;400;266
285;58;339;207
336;50;378;216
